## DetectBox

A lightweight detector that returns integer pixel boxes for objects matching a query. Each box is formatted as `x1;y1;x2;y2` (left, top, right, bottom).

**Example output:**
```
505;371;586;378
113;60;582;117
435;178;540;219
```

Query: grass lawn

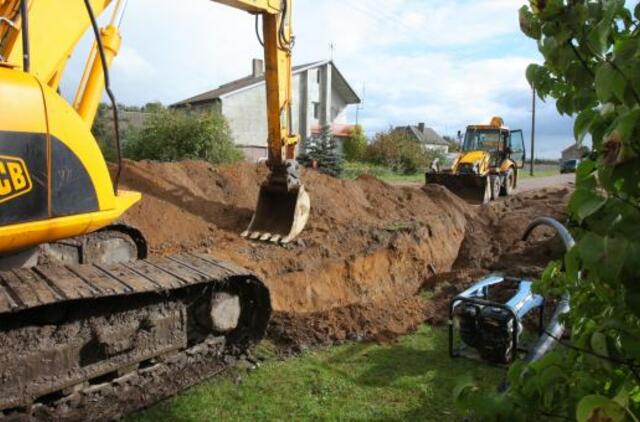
342;162;561;185
518;164;559;179
129;326;505;421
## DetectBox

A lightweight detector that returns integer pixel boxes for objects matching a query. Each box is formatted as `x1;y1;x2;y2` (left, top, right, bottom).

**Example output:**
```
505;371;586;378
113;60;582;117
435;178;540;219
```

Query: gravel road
517;173;575;192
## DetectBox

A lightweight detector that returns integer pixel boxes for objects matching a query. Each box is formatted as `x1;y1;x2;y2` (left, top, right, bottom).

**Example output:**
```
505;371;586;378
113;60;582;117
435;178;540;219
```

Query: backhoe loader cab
426;117;525;204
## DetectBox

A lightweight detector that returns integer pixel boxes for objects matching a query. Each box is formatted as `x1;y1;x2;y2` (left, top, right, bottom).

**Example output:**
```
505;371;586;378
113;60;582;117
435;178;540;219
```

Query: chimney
252;58;264;77
418;122;425;133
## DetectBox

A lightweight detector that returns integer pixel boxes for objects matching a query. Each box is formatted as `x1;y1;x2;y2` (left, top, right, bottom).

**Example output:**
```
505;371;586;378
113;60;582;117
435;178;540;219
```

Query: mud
117;160;571;348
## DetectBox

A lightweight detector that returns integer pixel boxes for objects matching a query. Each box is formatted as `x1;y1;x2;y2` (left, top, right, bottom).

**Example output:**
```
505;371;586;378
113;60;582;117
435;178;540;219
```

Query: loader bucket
425;173;491;205
242;182;311;244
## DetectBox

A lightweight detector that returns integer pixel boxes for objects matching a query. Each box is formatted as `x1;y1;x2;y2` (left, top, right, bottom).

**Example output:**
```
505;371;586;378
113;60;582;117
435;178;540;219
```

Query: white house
172;59;361;161
561;143;590;162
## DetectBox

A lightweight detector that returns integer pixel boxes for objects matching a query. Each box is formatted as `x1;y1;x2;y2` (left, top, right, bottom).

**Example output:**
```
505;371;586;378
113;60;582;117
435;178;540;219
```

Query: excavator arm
217;0;310;243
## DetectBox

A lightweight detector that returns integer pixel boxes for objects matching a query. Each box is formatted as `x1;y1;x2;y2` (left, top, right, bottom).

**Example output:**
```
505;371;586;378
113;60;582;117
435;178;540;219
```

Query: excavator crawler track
0;254;271;421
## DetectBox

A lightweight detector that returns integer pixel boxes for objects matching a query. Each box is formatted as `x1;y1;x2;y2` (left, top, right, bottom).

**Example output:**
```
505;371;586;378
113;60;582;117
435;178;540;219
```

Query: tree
365;129;440;175
298;124;344;177
443;135;461;153
124;106;243;165
91;103;118;162
458;1;640;419
343;125;368;161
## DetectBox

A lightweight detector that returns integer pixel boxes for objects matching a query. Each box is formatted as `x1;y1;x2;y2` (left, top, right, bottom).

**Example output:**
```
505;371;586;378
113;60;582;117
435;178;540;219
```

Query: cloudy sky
61;0;577;158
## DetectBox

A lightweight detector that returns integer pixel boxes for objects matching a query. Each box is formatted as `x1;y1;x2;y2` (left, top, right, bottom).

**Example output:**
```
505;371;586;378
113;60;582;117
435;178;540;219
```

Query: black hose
20;0;29;72
255;14;264;47
83;0;122;194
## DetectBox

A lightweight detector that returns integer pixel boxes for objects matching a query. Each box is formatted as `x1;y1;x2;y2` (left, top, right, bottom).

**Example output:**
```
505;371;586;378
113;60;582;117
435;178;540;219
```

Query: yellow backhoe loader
426;117;526;204
0;0;307;417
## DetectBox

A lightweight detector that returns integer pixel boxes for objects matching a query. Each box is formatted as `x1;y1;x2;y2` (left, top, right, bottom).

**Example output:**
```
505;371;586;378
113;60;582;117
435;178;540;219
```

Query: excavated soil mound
118;160;468;331
117;160;570;347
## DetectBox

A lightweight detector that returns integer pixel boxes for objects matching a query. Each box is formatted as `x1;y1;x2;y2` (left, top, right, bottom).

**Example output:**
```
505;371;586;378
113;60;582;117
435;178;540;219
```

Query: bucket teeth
269;235;282;244
243;182;310;245
260;233;271;242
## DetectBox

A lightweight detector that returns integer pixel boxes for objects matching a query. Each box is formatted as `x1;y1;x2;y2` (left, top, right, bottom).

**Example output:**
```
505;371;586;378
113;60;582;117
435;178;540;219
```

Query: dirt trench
117;160;571;348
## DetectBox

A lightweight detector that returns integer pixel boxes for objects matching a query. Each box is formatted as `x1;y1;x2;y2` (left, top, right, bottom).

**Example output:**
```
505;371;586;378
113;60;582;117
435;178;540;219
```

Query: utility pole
530;86;536;176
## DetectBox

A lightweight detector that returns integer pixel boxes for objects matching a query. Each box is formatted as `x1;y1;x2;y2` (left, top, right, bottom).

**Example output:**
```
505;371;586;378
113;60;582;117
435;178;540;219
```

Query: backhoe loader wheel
500;168;515;197
490;175;501;201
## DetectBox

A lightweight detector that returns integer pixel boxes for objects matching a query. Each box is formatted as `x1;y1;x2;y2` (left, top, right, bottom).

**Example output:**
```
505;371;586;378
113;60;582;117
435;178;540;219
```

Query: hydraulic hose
83;0;123;194
20;0;29;72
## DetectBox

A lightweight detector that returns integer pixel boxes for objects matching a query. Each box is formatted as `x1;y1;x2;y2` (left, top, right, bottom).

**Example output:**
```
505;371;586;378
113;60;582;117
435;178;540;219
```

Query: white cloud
58;0;573;158
113;46;155;79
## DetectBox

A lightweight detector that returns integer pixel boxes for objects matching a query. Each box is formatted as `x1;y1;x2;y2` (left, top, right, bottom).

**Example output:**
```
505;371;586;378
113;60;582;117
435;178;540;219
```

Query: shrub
124;106;243;164
365;129;440;175
342;125;368;161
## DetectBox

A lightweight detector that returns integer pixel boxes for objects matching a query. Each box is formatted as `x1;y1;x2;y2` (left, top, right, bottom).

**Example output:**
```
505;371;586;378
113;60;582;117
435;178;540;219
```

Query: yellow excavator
0;0;307;418
426;117;526;204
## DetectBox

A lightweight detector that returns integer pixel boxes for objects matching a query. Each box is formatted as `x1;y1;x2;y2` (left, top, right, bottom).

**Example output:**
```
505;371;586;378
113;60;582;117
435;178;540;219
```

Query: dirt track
117;160;571;348
517;173;574;192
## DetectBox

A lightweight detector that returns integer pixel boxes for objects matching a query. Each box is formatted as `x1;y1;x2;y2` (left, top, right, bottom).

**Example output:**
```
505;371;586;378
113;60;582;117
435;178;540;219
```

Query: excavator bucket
425;173;491;205
242;182;311;244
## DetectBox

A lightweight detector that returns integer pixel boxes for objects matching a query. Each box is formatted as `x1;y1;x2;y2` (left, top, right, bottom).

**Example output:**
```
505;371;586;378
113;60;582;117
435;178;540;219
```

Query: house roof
395;125;448;146
562;143;589;154
172;60;361;107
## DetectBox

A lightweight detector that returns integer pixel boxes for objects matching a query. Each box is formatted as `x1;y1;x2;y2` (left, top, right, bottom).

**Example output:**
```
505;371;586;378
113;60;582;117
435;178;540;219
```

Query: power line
340;0;416;36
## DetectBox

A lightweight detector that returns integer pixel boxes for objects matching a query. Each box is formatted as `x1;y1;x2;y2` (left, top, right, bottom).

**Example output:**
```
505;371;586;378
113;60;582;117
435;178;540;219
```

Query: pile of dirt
117;160;571;348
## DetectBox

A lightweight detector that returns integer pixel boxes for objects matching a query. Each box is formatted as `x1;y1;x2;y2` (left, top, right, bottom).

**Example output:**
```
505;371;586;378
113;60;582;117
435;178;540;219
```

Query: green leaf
526;64;540;88
595;63;626;103
578;232;605;268
635;2;640;20
452;374;475;401
519;6;541;39
588;19;612;55
614;108;640;142
626;289;640;318
577;395;626;422
574;109;597;143
590;332;609;357
569;188;607;222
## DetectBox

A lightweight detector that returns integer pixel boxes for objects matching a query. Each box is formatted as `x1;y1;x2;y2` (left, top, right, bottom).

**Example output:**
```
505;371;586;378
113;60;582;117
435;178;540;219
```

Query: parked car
560;159;580;174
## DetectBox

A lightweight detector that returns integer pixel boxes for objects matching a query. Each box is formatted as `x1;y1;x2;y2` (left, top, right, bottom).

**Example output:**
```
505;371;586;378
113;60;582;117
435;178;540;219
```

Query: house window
316;70;321;84
313;102;320;119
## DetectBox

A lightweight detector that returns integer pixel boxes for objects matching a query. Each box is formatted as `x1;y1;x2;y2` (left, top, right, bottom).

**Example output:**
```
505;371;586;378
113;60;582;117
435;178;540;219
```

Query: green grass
342;162;562;184
128;326;505;421
342;162;424;184
518;164;560;179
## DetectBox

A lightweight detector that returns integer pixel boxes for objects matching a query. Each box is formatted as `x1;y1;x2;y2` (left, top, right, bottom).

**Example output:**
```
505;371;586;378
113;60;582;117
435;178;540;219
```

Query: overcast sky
60;0;578;158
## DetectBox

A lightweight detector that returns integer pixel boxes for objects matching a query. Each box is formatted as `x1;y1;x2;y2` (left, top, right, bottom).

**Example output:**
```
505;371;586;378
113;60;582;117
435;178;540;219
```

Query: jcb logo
0;156;32;204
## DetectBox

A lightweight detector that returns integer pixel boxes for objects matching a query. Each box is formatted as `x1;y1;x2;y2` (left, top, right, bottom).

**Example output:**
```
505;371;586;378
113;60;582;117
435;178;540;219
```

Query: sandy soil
116;160;571;348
